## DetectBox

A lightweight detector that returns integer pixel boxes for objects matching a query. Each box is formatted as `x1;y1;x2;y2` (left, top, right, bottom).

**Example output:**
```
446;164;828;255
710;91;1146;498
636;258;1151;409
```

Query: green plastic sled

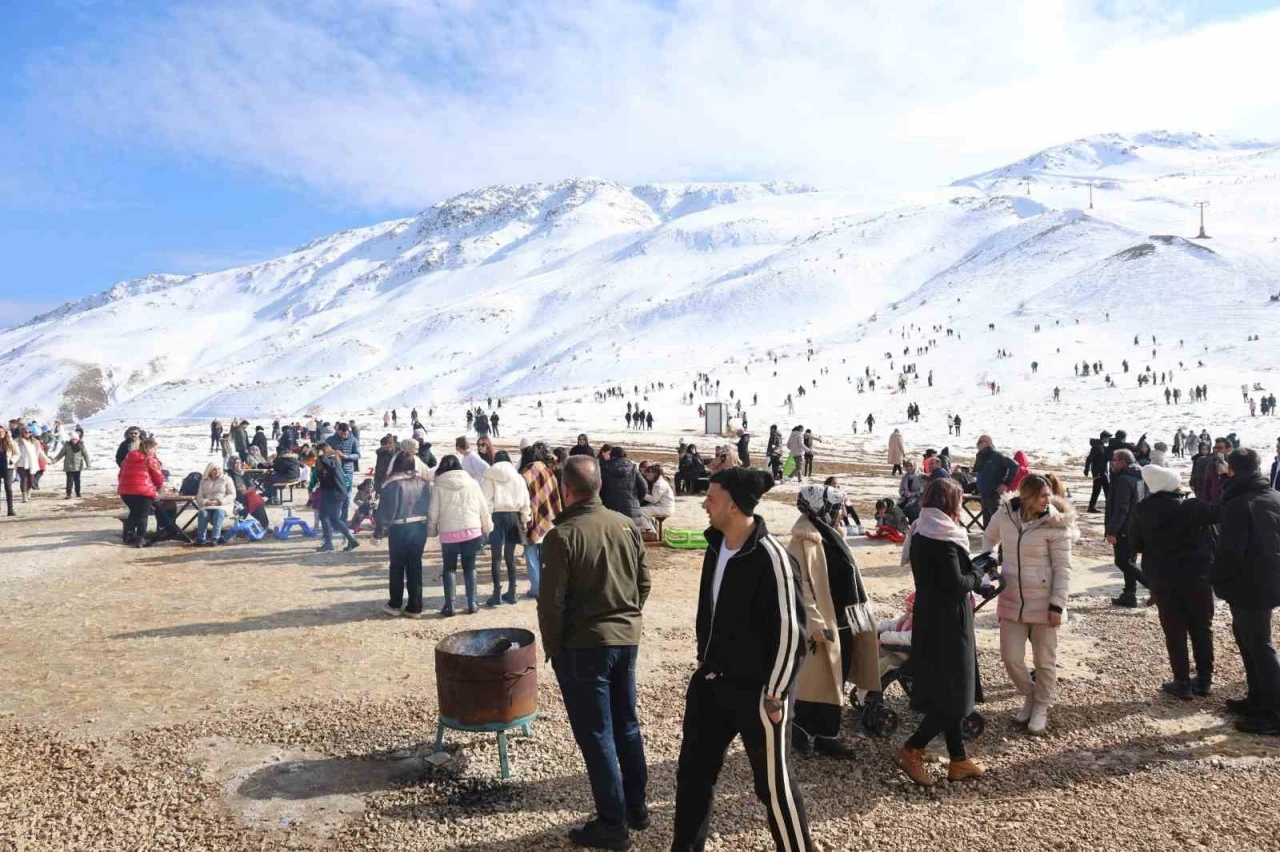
663;528;709;550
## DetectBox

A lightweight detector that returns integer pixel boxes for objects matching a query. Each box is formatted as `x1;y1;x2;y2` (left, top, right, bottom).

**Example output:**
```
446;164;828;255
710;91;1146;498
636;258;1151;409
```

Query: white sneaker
381;603;403;617
1027;704;1049;735
1014;695;1035;724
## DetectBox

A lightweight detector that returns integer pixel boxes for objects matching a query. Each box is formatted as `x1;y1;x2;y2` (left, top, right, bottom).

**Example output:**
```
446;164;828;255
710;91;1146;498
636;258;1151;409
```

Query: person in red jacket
118;437;165;547
1010;451;1031;492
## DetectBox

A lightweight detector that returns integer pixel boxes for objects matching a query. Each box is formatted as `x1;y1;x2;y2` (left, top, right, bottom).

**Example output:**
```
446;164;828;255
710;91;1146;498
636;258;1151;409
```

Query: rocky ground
4;446;1280;851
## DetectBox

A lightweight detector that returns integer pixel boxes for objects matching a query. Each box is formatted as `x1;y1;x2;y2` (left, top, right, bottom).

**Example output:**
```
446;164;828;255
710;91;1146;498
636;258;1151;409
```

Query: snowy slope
5;133;1280;464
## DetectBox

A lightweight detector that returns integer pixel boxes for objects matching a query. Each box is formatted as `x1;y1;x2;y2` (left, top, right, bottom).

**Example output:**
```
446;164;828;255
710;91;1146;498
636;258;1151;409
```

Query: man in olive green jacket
538;455;650;851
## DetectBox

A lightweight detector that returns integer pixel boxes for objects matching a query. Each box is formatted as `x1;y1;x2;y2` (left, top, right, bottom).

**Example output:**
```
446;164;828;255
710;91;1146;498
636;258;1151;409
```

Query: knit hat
1140;464;1180;494
710;467;775;516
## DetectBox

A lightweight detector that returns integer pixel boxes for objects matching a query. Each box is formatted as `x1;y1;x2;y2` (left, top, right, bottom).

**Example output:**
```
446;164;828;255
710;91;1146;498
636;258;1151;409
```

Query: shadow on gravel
238;753;427;800
110;599;394;639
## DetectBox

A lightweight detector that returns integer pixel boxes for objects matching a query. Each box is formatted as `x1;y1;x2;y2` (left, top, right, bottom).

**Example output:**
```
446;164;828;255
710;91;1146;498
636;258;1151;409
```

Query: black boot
1161;680;1192;700
814;736;858;759
567;819;632;851
1111;592;1138;608
1192;674;1213;696
791;724;813;755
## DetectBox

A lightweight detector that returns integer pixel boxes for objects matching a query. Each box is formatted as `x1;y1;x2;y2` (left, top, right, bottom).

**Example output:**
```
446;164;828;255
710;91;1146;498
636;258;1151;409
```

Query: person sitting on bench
676;445;708;494
265;449;303;502
640;463;675;536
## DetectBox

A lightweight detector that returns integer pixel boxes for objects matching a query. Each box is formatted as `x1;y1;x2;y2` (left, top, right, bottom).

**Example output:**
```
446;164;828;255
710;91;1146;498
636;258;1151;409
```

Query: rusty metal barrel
435;628;537;727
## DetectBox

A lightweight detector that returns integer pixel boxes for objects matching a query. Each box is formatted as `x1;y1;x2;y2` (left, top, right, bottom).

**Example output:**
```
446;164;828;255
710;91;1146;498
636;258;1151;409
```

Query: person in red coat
118;437;165;547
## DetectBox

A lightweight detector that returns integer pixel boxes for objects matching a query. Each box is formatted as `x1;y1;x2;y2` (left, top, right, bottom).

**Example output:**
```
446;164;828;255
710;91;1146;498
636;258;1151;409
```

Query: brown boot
947;758;986;781
893;746;934;786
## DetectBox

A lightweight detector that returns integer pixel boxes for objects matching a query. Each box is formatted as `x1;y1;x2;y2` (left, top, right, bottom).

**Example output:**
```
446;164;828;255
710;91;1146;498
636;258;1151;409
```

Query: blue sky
3;0;1278;326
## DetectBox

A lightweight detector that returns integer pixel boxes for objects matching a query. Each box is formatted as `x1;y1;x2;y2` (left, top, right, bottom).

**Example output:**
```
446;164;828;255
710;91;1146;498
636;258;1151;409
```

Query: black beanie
710;467;775;516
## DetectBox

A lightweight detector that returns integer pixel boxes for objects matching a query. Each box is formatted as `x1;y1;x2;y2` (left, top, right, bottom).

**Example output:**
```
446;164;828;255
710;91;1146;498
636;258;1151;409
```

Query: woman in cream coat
787;484;880;757
982;473;1075;735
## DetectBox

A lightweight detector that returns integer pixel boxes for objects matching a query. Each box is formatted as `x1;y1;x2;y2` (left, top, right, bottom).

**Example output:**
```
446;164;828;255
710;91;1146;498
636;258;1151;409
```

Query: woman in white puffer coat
982;473;1074;736
481;451;531;607
430;455;493;616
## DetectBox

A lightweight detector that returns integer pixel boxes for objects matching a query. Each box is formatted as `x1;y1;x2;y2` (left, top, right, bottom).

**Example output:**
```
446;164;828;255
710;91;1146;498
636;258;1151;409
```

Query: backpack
179;471;203;496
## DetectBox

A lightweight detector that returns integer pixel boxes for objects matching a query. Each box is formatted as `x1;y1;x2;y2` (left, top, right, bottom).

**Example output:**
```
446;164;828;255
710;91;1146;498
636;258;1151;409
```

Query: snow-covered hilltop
3;133;1279;458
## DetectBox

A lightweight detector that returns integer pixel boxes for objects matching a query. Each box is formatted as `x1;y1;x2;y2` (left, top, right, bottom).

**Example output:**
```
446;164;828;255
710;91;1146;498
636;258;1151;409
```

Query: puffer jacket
482;461;532;527
982;496;1074;624
429;470;493;538
196;473;236;507
118;450;165;498
599;457;647;523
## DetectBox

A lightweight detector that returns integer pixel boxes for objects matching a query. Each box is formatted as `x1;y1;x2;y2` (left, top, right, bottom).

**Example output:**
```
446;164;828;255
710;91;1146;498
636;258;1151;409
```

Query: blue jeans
441;536;483;610
524;542;542;596
196;507;226;542
552;645;648;830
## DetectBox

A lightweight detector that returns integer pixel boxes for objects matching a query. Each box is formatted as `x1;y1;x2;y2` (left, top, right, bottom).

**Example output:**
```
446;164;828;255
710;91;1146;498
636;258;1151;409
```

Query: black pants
672;673;812;852
489;511;520;595
1230;604;1280;716
1;462;12;515
1152;579;1214;682
891;463;903;476
121;494;152;542
388;522;427;614
1088;476;1106;511
65;471;82;497
905;711;966;760
980;493;1001;527
1113;535;1142;596
803;453;814;477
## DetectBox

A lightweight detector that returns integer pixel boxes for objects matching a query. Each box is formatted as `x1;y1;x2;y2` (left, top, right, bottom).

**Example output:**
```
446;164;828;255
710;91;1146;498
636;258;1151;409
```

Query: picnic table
154;492;202;543
961;495;985;533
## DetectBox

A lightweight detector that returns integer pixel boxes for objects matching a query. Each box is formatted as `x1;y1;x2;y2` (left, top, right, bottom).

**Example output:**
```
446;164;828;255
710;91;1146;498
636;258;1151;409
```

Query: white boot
1027;703;1049;735
1014;694;1035;724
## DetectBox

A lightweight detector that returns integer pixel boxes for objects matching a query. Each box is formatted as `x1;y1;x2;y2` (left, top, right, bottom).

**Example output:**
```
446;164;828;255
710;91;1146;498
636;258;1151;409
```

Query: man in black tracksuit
672;467;812;852
1084;431;1111;513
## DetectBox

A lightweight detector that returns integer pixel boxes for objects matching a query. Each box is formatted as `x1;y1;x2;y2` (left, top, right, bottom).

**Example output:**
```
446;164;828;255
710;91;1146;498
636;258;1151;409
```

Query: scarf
911;507;971;551
805;510;876;635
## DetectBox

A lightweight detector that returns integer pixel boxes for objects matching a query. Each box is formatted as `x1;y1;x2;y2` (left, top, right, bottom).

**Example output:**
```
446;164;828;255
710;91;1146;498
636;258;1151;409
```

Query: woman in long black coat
894;477;987;786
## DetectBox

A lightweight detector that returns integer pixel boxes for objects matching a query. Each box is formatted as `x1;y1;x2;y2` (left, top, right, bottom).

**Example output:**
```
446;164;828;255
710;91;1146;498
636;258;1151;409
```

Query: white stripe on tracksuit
760;536;807;852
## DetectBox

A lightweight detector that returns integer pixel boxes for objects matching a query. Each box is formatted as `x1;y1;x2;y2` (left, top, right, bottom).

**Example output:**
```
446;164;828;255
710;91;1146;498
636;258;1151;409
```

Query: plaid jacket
523;461;563;543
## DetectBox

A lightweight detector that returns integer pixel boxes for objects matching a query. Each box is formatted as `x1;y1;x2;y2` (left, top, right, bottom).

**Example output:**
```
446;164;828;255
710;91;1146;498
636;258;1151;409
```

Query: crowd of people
12;378;1280;852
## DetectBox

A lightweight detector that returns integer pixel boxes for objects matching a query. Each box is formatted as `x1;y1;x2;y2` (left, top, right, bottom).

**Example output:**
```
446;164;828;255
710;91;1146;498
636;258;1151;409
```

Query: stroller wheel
961;711;985;742
861;703;899;737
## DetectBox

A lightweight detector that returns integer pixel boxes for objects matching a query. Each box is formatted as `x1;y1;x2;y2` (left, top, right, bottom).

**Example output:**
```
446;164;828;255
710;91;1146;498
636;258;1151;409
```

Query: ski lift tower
1194;201;1210;239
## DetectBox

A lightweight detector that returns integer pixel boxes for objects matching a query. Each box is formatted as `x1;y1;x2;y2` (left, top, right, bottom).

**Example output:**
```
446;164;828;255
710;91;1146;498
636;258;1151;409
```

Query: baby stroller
873;563;1006;742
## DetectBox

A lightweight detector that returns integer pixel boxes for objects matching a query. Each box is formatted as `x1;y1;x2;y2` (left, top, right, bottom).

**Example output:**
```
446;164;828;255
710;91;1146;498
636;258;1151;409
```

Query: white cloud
21;0;1280;208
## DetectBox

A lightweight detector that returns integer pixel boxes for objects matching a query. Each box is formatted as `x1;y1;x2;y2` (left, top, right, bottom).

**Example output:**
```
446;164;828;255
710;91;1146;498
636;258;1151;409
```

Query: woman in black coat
1128;464;1219;698
894;477;988;786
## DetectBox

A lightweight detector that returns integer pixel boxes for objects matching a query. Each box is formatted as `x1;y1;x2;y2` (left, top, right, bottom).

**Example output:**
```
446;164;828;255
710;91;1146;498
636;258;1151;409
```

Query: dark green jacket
538;497;650;657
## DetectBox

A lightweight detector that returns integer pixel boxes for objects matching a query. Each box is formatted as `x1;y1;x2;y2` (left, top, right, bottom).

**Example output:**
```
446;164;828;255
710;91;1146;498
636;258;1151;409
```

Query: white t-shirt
711;544;740;610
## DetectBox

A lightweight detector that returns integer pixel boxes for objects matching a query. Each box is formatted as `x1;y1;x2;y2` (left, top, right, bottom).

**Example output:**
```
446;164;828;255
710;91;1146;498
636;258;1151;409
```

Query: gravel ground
4;452;1280;851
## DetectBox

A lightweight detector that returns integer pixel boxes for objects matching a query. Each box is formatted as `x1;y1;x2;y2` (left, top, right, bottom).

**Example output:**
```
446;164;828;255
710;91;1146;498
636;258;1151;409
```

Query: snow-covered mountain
4;133;1280;458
